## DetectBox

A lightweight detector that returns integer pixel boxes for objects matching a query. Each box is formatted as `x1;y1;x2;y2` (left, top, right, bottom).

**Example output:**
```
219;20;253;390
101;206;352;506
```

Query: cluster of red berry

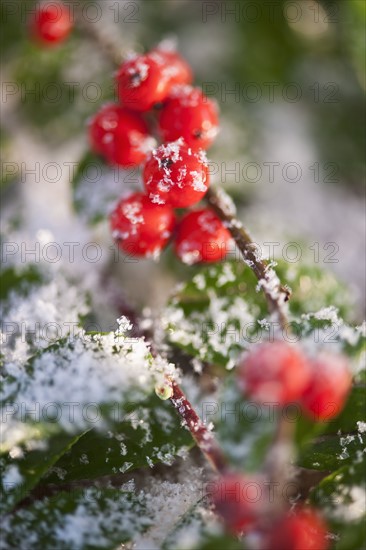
238;340;351;420
212;474;330;550
87;43;231;263
30;4;231;264
29;1;73;46
210;340;351;546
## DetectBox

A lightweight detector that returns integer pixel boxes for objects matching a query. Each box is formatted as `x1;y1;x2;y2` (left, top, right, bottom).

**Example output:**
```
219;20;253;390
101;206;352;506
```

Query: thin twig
168;380;228;474
74;5;125;66
205;186;291;329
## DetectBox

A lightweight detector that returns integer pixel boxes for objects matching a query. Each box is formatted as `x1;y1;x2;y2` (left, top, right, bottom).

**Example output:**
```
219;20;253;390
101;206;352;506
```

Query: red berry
267;509;329;550
238;341;311;405
158;85;219;149
151;45;193;88
143;139;209;208
110;193;175;258
89;104;155;167
174;208;232;264
300;353;351;421
210;474;267;535
30;2;72;46
116;49;192;112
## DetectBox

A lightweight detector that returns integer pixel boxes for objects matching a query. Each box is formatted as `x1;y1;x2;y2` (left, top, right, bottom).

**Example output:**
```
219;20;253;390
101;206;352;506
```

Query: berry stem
168;379;228;474
205;186;291;329
73;4;124;66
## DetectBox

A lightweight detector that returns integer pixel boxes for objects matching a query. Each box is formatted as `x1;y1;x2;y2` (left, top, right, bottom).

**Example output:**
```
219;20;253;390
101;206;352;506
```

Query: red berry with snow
116;49;192;111
266;509;329;550
174;208;232;264
158;85;219;149
89;104;154;167
143;139;209;208
110;193;175;258
30;2;72;46
238;341;311;405
210;474;268;535
151;45;193;88
300;353;351;421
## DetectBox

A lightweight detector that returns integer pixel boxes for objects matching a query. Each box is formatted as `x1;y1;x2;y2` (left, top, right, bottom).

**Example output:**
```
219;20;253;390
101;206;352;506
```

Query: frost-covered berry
151;45;193;88
143;139;209;207
300;353;351;421
238;341;311;405
29;2;72;46
158;85;219;149
174;208;232;264
89;104;154;167
210;474;267;535
116;48;192;111
110;193;176;258
266;509;329;550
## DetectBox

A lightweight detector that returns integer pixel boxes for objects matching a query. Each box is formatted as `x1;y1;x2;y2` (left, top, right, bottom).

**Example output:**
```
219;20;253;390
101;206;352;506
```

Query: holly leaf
0;264;44;301
163;260;355;369
309;460;366;550
0;486;151;549
43;396;194;484
0;430;86;514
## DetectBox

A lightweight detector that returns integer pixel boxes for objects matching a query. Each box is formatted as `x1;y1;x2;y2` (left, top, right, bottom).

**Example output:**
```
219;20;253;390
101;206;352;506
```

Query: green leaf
298;433;365;472
296;383;366;472
322;385;366;436
0;486;151;549
1;430;86;514
163;261;265;369
43;397;194;484
214;377;275;471
309;460;366;550
0;264;44;301
163;260;355;369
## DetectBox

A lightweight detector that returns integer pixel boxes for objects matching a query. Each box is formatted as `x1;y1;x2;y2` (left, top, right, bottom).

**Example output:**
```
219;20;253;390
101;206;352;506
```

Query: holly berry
300;353;351;421
210;473;267;535
110;193;175;258
266;509;329;550
151;45;193;88
89;104;155;167
116;48;192;111
174;208;232;264
158;85;219;149
30;2;72;46
143;139;209;208
238;341;311;405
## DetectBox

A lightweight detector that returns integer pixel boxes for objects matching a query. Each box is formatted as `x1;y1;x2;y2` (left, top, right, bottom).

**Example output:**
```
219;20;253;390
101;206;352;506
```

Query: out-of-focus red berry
238;341;311;405
301;352;352;421
266;509;329;550
30;2;72;46
210;473;268;535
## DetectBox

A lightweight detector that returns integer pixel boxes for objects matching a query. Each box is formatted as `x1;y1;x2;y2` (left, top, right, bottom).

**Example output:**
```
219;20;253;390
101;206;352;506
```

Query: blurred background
1;0;365;318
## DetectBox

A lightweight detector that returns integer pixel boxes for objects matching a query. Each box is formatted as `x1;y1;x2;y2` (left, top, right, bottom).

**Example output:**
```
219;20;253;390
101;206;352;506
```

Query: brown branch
168;380;228;474
74;5;125;66
205;186;291;329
